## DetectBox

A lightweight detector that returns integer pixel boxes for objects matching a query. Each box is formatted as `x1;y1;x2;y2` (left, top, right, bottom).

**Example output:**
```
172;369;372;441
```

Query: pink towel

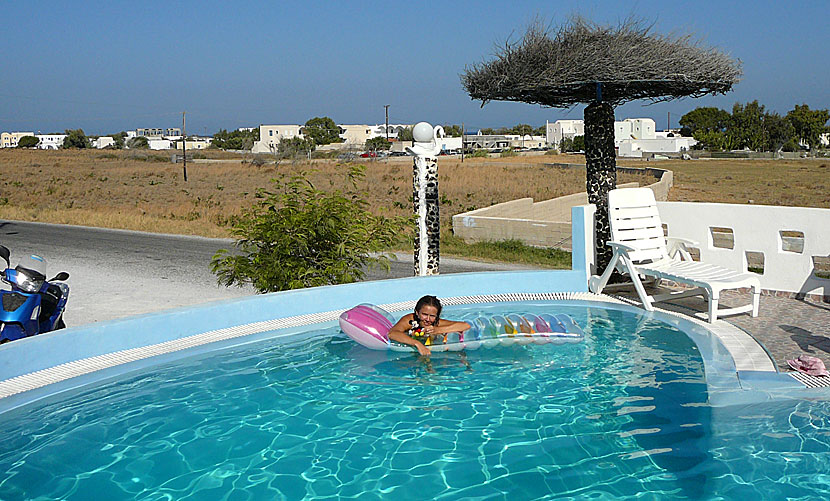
787;355;830;377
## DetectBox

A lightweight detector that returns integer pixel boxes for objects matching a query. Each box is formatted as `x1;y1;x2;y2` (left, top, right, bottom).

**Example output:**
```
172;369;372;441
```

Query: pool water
0;302;828;500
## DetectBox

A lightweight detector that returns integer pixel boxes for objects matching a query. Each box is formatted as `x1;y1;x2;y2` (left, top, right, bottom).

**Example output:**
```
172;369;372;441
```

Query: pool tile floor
613;283;830;374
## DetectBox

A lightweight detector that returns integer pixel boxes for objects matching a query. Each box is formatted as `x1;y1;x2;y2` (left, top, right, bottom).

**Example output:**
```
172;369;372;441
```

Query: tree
277;136;316;162
211;128;259;150
727;101;766;151
397;126;414;141
763;112;796;152
110;132;127;149
17;136;39;148
365;136;391;152
302;117;343;146
559;135;585;152
63;129;91;149
442;124;463;137
511;124;534;136
786;104;830;150
126;136;149;149
211;165;405;292
533;125;546;137
678;107;731;137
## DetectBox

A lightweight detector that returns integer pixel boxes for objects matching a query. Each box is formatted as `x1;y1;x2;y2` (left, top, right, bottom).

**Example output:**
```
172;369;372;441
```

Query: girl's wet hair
414;295;442;324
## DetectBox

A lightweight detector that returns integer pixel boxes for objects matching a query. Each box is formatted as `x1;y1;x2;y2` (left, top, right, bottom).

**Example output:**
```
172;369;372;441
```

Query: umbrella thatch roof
461;17;742;108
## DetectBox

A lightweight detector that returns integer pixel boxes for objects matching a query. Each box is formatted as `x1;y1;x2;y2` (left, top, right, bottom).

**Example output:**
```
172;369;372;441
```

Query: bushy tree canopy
787;104;830;150
211;165;405;292
302;117;343;146
680;102;826;151
126;136;149;149
679;107;731;137
16;136;39;148
212;128;259;150
365;136;391;151
277;136;316;160
63;129;91;149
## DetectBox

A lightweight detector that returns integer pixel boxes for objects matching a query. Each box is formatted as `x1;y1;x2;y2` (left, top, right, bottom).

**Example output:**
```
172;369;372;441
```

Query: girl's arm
388;314;431;357
432;319;471;335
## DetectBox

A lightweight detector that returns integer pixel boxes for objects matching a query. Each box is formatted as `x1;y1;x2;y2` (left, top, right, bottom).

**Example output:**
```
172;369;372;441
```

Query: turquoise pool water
0;302;828;499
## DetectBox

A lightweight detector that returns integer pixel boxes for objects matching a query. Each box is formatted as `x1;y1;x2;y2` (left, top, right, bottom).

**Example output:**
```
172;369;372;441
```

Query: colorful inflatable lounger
339;304;584;352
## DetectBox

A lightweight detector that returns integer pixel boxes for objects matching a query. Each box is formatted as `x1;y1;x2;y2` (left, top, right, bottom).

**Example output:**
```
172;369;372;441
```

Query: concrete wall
657;201;830;298
452;165;673;250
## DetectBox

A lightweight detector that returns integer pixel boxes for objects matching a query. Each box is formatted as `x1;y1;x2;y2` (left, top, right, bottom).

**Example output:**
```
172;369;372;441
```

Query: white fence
656;202;829;297
574;201;830;298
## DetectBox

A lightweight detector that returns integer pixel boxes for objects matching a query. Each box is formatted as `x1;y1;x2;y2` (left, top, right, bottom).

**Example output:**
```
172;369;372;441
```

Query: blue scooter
0;245;69;343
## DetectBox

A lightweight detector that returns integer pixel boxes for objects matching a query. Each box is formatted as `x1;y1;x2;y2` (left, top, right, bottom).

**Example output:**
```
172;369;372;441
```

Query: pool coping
0;291;807;412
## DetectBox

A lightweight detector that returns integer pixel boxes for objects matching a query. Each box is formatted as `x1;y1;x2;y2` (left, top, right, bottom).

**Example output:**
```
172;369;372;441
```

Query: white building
506;135;546;149
92;136;115;149
1;132;35;148
136;127;181;137
617;137;697;157
34;134;67;149
614;118;657;146
545;120;584;147
148;138;173;150
252;125;304;153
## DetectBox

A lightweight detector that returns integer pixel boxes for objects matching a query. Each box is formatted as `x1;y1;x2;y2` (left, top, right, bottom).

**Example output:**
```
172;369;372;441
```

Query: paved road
0;220;533;325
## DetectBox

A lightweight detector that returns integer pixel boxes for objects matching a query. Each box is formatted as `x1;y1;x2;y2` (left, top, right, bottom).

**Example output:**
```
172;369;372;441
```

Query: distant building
136;128;181;137
172;138;210;150
464;134;512;150
252;125;304;153
545;120;584;147
35;134;67;149
618;137;697;157
1;132;35;148
148;138;173;150
92;136;115;149
505;135;546;149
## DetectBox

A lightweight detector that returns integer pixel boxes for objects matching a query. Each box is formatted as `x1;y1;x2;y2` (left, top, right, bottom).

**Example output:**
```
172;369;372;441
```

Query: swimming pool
1;301;828;499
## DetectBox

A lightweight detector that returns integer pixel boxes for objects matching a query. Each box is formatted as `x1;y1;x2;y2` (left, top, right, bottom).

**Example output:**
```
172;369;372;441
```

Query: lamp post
406;122;444;276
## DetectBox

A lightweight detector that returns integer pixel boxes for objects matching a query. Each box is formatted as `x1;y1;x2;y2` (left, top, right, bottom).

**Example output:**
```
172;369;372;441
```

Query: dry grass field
0;149;827;240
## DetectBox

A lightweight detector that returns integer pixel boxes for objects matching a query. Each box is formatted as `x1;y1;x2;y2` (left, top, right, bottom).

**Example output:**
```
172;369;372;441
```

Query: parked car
359;152;378;158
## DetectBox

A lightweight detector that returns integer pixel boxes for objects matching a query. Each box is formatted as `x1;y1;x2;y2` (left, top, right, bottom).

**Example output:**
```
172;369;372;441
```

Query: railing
574;202;830;298
656;202;830;298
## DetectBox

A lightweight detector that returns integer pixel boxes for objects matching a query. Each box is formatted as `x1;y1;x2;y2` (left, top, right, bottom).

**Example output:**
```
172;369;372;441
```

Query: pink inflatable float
339;304;584;352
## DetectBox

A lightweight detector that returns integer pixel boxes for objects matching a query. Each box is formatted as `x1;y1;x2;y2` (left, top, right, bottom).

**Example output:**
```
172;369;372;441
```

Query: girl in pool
388;295;471;357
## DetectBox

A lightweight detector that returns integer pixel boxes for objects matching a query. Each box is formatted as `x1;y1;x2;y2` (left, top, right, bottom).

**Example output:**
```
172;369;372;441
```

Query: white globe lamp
412;122;434;143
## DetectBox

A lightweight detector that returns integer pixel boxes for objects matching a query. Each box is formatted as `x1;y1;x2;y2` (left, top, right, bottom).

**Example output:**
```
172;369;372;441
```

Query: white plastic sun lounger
589;187;760;323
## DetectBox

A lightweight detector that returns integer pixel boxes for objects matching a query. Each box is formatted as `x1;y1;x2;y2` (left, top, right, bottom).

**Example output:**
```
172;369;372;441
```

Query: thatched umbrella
461;17;741;273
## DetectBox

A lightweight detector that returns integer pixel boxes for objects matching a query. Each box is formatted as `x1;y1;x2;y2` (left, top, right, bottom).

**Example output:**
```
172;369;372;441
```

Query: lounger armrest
666;237;698;248
606;241;637;255
666;237;698;260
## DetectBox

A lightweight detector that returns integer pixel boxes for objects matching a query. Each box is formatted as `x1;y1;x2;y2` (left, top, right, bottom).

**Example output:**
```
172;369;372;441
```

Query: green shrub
211;164;406;292
500;148;517;157
471;149;489;158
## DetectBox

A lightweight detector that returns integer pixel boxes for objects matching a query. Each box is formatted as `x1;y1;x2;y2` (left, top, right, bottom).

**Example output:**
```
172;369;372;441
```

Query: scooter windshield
19;254;47;277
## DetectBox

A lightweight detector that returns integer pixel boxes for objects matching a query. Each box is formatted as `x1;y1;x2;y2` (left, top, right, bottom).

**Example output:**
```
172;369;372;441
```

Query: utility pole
461;122;465;163
182;111;188;182
667;111;671;132
384;104;390;142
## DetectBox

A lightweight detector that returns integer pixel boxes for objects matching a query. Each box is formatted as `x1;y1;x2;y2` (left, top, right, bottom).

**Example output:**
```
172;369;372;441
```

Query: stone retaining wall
452;164;673;250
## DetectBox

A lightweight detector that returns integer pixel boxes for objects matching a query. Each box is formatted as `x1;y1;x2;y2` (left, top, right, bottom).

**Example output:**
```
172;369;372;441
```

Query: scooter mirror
0;246;9;268
51;272;69;282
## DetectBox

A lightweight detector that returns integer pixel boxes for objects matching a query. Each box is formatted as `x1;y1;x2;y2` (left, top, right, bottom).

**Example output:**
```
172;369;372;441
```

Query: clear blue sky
2;0;827;135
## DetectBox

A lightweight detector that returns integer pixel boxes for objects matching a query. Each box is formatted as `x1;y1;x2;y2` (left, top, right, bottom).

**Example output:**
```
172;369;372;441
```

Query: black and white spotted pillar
413;155;440;275
584;101;617;275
